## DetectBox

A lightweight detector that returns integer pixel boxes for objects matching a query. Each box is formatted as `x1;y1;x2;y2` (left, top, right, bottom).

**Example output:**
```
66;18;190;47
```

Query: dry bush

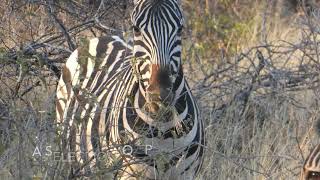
183;1;320;179
0;0;132;179
1;0;320;179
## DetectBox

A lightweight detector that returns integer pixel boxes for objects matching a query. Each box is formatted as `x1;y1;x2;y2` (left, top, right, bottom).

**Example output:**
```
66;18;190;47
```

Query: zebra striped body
56;0;204;179
301;144;320;180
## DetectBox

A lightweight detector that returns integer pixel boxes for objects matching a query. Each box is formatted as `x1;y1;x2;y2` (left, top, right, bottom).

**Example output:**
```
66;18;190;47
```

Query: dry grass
182;1;320;179
1;0;320;179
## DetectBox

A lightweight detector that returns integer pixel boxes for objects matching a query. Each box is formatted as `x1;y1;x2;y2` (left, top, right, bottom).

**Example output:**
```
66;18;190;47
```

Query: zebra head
131;0;184;111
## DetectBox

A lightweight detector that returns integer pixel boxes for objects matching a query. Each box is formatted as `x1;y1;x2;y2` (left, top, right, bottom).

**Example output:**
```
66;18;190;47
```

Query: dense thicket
1;0;320;179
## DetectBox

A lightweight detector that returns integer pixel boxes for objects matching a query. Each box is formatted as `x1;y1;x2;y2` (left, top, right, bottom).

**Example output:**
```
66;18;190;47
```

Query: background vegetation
1;0;320;179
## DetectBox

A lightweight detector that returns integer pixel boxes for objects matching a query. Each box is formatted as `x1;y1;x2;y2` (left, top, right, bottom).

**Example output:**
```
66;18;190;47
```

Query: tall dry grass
183;1;320;179
1;0;320;179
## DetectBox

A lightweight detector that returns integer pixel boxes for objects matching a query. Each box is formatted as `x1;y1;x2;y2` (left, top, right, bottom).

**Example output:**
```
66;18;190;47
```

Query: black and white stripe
131;0;184;89
56;0;204;179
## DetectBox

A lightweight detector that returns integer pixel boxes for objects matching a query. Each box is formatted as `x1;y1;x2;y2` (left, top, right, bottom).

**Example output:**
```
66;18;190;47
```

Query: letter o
122;145;133;155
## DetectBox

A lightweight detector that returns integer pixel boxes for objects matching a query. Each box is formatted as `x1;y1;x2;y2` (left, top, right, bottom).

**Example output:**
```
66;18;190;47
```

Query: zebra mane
134;0;180;6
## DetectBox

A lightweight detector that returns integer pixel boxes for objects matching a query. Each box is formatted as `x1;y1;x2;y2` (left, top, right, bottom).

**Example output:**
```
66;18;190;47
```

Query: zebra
56;0;205;179
301;144;320;180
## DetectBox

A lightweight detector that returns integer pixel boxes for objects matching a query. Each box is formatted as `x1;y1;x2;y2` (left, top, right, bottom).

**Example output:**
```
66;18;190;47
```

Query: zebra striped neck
121;76;196;138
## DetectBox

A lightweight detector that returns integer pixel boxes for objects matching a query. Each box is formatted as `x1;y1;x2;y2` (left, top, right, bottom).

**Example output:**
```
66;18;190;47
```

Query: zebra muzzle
146;88;174;105
146;64;174;105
